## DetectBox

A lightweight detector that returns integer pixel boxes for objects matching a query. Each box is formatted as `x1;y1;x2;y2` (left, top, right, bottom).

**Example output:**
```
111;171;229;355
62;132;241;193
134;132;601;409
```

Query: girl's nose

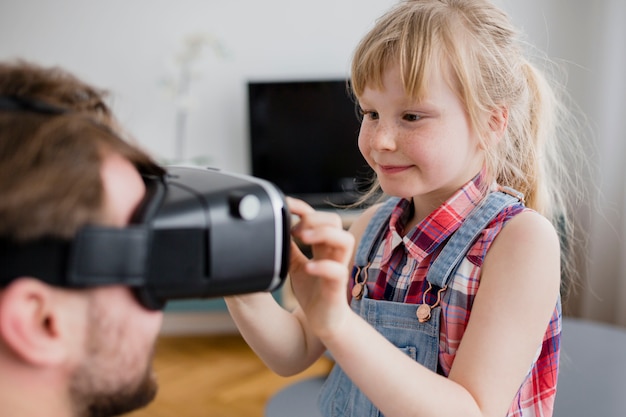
369;122;396;151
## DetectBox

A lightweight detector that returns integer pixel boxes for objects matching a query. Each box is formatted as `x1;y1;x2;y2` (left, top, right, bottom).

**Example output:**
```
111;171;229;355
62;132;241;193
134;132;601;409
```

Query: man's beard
68;297;160;417
69;355;158;417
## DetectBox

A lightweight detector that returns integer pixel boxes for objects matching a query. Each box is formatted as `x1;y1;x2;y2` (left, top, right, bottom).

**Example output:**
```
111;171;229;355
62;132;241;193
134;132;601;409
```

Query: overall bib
318;190;521;417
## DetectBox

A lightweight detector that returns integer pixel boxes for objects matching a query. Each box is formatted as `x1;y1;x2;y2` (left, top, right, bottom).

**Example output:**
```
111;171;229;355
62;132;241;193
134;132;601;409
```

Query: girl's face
357;63;486;219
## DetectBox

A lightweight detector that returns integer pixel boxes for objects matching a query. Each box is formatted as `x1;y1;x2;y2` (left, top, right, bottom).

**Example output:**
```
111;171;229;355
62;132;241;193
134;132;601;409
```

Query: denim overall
318;190;522;417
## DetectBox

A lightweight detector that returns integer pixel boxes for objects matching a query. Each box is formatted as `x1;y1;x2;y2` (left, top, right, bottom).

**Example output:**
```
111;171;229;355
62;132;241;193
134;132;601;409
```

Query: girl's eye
403;113;421;122
357;107;379;121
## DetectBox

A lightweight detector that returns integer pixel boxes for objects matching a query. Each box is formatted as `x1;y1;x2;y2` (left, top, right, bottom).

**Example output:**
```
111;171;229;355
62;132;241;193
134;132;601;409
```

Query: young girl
227;1;579;416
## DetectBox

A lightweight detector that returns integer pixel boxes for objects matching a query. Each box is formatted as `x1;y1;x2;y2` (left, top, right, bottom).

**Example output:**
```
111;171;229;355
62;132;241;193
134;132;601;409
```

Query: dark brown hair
0;60;163;241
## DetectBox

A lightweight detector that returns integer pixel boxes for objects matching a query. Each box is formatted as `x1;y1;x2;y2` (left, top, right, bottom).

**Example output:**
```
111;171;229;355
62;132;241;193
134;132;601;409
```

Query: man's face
69;152;163;417
70;286;162;417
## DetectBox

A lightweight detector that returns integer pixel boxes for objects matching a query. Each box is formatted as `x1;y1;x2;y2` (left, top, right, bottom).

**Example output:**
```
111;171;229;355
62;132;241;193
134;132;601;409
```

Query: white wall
0;0;610;173
0;0;396;172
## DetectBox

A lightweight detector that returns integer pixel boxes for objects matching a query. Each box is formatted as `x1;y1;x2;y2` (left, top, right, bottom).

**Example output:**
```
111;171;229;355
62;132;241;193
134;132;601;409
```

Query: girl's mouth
378;164;413;174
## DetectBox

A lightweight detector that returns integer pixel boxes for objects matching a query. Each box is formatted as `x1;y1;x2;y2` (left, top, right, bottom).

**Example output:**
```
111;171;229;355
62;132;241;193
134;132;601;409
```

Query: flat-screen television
247;79;373;208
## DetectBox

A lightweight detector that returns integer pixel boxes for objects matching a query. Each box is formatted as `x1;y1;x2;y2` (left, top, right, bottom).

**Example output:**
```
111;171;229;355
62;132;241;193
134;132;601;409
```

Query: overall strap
426;191;521;288
354;197;400;267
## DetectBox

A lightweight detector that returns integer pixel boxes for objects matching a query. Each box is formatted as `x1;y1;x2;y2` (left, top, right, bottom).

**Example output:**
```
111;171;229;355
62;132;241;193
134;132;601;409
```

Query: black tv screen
247;79;373;208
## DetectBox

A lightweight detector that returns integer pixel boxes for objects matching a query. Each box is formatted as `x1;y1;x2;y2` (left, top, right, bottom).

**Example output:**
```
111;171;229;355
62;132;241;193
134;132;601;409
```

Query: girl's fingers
296;225;353;250
286;196;315;216
293;221;353;258
305;259;350;283
287;196;353;264
287;197;343;229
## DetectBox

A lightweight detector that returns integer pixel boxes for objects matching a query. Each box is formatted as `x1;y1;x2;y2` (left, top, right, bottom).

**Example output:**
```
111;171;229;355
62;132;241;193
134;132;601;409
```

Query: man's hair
0;60;164;242
0;59;115;123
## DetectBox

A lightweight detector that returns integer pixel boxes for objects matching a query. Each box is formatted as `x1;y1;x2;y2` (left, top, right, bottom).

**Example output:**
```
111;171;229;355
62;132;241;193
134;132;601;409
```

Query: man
0;61;166;417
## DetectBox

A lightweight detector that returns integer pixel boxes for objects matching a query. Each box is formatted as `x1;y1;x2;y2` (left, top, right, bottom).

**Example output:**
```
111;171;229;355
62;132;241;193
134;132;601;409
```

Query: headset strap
0;226;149;288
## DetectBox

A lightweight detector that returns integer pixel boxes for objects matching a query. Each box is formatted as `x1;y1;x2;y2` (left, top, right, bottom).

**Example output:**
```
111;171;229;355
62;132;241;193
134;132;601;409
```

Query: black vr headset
0;96;290;310
0;166;291;310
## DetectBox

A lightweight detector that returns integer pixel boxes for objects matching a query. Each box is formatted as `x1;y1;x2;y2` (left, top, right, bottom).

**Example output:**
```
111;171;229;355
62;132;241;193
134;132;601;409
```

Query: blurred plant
160;33;228;162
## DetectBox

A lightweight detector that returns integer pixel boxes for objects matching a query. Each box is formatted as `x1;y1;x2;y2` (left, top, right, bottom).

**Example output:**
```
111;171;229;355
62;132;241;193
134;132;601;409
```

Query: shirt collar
384;171;488;262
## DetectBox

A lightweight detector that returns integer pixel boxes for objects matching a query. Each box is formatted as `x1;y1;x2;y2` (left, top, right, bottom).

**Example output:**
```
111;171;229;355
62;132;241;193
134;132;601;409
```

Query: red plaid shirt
352;174;561;416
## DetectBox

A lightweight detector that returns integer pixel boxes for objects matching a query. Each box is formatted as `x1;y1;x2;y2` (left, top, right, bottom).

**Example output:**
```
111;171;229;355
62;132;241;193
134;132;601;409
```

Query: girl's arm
225;289;325;376
224;197;355;376
295;209;561;417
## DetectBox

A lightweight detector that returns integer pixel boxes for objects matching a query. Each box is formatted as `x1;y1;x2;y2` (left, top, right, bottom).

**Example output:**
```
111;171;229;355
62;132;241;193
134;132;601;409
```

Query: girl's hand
287;197;355;338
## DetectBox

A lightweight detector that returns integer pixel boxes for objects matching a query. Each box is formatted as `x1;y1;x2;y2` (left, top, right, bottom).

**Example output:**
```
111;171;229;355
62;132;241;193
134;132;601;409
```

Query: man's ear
0;278;67;366
488;106;509;141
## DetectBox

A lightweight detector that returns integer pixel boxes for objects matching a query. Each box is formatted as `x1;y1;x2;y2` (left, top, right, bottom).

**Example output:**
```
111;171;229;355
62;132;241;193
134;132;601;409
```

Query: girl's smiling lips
377;164;414;174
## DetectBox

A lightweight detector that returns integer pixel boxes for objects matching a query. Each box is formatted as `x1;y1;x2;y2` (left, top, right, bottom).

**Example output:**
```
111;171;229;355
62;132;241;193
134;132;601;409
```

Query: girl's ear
488;106;509;141
0;278;67;366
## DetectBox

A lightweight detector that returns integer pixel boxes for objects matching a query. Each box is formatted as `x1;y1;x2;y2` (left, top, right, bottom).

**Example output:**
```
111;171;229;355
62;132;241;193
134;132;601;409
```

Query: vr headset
0;95;291;309
0;165;291;310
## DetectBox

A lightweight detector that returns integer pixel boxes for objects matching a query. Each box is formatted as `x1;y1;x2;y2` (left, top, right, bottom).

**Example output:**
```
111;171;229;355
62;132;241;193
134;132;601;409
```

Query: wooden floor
122;333;333;417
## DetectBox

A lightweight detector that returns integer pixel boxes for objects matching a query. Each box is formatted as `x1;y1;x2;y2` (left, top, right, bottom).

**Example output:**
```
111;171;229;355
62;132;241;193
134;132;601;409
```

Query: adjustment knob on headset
230;193;261;220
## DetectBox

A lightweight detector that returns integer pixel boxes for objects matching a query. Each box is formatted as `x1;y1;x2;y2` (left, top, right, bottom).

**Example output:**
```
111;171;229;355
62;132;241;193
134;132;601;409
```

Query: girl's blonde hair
350;0;585;295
